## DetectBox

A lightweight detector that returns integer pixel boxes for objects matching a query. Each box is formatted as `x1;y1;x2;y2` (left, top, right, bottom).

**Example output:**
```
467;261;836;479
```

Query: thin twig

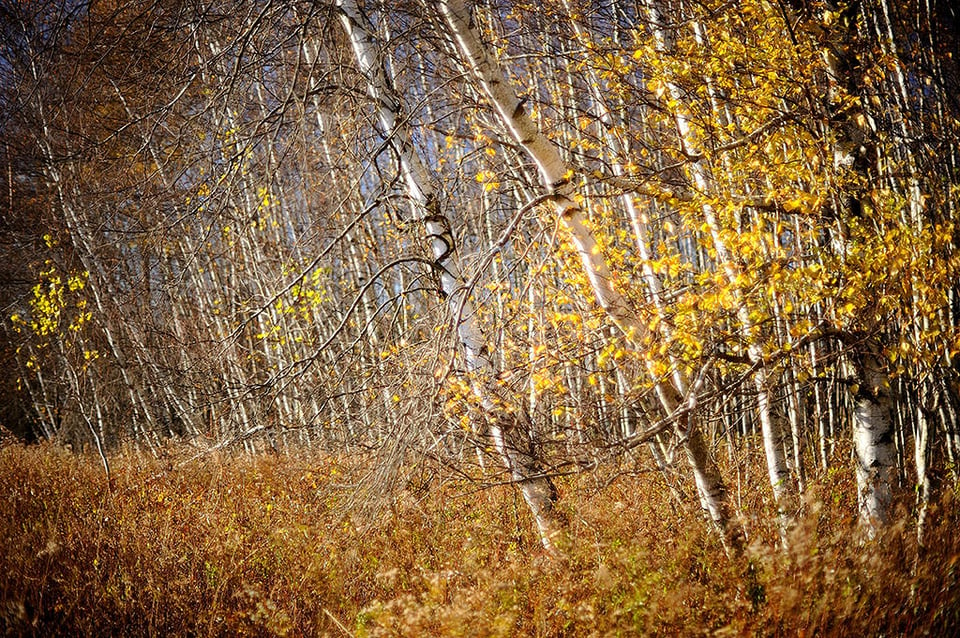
323;607;356;637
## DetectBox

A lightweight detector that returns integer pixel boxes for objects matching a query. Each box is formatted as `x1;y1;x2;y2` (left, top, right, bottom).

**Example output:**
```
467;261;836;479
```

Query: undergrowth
1;442;957;636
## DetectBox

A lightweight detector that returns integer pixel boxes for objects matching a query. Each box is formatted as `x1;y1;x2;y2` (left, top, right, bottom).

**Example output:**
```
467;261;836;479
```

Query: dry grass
1;442;957;636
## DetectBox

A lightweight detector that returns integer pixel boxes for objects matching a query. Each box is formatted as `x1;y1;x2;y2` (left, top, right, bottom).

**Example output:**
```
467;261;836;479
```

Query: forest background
2;0;960;634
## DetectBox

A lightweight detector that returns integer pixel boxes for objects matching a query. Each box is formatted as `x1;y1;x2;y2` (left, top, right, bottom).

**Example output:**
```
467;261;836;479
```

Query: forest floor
1;441;958;636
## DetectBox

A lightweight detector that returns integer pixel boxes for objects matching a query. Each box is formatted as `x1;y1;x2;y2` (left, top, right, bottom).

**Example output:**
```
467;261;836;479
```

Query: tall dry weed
1;442;957;636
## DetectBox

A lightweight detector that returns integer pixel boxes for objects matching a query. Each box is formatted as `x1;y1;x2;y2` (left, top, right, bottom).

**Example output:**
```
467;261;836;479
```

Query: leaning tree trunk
436;0;741;551
337;0;564;550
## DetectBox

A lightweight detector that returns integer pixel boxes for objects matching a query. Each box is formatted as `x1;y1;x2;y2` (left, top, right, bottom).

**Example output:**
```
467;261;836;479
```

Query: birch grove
2;0;959;550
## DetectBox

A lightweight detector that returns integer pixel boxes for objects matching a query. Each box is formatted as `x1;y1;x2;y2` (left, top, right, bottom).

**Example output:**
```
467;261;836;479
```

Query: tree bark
853;344;895;538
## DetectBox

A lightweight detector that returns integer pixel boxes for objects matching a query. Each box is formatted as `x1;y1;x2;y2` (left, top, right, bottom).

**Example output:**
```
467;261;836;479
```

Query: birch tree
337;0;564;549
435;0;742;549
642;0;798;543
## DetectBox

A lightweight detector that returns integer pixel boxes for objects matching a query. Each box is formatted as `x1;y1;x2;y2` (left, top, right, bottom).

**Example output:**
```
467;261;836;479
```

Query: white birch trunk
914;398;932;547
853;346;895;538
438;0;741;550
338;0;563;550
646;0;797;542
562;5;732;507
436;0;647;342
809;4;898;534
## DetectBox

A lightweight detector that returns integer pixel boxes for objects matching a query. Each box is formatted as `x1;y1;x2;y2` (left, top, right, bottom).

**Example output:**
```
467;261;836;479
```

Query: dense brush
1;443;957;636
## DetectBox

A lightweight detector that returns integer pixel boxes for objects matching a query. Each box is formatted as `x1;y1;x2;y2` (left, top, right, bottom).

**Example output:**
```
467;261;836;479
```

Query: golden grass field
1;442;957;636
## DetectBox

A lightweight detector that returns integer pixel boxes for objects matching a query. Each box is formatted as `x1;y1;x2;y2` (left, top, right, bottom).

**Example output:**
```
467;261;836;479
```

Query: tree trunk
645;0;797;542
338;0;564;550
853;345;895;538
437;0;741;550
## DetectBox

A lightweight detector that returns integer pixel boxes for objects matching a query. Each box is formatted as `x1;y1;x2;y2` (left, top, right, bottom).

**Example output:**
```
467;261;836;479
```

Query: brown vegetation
1;442;957;637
